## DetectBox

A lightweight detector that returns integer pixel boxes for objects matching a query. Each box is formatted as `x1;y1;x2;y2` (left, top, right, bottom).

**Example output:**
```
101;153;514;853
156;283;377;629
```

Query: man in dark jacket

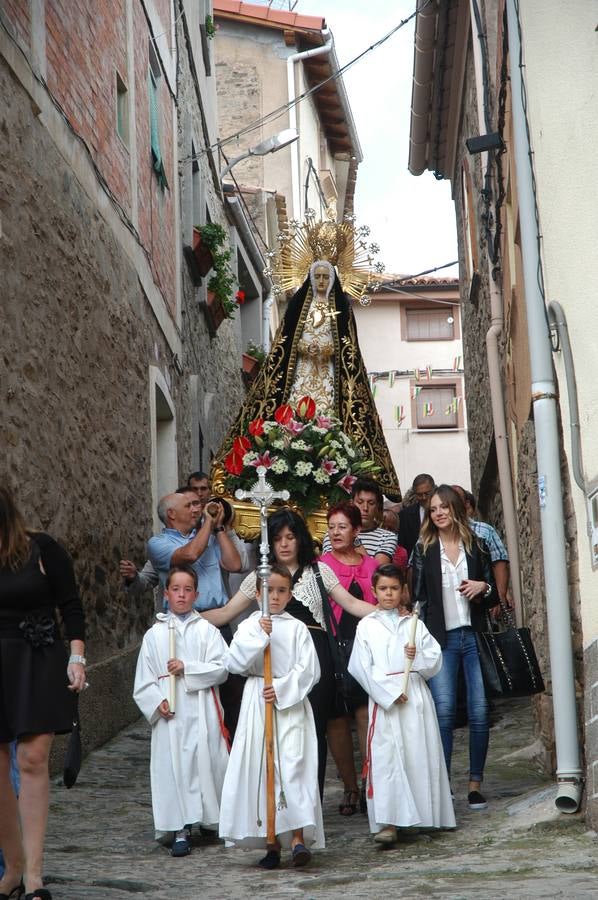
398;473;435;558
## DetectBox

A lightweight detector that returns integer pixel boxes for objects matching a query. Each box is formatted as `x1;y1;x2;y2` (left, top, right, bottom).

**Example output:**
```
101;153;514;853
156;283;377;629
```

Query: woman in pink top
320;502;379;816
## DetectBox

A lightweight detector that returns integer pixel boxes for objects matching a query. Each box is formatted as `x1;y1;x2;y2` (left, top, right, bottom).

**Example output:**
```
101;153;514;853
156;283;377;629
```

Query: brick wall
0;0;30;47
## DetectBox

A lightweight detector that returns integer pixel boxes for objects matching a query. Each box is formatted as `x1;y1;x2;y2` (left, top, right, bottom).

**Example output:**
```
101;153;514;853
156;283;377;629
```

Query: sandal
0;882;24;900
338;788;359;816
25;891;51;900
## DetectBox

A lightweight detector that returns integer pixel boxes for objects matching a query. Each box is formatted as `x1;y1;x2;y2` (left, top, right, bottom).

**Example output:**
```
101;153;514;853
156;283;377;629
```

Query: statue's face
314;265;331;294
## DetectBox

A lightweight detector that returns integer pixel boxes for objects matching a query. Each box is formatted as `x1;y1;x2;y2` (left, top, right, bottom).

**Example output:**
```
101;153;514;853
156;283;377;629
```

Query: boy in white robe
348;564;455;844
219;564;324;869
133;565;230;857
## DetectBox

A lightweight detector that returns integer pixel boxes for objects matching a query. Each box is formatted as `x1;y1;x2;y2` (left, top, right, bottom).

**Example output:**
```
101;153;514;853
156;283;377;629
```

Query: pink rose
315;415;333;429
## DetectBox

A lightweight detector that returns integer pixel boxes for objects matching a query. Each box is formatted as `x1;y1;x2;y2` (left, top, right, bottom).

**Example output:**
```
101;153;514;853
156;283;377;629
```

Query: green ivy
195;223;237;318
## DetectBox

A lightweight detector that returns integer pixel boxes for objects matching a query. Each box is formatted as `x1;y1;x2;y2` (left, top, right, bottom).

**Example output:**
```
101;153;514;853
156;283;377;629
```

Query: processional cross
235;466;289;844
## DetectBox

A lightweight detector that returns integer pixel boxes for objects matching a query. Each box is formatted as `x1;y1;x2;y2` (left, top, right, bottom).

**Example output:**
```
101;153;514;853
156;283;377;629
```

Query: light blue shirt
147;528;228;610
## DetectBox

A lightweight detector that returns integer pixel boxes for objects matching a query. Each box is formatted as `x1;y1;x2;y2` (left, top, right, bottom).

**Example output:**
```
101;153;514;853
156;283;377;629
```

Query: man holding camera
147;491;241;611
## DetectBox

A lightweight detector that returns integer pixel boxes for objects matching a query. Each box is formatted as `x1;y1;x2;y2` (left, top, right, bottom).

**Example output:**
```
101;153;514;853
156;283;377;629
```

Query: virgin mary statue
213;213;401;502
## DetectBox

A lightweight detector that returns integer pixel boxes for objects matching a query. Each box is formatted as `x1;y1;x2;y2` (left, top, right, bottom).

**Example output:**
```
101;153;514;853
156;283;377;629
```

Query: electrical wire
181;0;431;164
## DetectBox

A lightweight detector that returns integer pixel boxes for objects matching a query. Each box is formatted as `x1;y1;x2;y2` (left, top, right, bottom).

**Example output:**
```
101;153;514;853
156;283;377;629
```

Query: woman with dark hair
411;484;496;811
319;502;378;814
0;486;86;900
202;507;375;796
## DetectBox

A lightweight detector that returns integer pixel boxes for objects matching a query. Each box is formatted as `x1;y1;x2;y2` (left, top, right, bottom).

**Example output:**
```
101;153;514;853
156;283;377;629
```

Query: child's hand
167;658;184;676
263;684;277;703
158;699;174;719
394;693;408;704
260;617;272;635
404;644;416;660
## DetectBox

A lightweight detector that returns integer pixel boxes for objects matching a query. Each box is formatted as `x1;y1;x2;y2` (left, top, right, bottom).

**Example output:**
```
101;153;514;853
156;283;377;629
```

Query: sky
291;0;459;280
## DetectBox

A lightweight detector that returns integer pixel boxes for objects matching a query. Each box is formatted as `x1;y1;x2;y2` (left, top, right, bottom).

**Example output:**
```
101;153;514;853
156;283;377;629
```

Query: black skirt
0;636;76;742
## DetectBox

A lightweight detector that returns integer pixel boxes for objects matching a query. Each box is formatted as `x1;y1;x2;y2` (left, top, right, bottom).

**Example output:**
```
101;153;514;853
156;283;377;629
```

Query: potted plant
197;223;237;333
242;340;267;378
188;226;214;280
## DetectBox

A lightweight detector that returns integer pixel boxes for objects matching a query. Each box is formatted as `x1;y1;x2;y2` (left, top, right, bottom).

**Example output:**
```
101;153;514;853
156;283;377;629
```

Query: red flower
248;417;265;437
235;290;246;304
296;396;316;420
233;435;251;456
274;404;293;425
224;450;244;477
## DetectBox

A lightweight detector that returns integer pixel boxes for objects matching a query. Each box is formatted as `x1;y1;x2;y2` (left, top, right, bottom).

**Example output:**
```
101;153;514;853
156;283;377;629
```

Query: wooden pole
263;641;276;846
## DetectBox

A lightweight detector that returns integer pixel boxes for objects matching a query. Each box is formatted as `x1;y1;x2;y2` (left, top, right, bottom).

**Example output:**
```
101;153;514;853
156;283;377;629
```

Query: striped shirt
321;526;398;560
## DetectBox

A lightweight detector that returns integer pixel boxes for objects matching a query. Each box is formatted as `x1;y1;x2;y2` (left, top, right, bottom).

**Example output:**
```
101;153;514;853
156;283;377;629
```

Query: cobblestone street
42;698;597;899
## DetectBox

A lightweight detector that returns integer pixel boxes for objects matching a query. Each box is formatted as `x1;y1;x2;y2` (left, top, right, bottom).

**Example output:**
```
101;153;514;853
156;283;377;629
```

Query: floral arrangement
223;396;381;514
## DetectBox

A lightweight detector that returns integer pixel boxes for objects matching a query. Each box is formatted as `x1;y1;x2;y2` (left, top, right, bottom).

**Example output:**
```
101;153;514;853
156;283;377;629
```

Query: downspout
468;0;523;623
287;29;333;220
505;0;582;813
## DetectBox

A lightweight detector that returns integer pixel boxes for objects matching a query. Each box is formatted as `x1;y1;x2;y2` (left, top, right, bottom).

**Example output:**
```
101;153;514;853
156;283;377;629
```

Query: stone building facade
0;0;245;754
407;0;593;820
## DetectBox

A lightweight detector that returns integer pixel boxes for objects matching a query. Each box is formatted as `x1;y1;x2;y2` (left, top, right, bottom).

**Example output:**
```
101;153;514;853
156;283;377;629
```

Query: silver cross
235;467;290;617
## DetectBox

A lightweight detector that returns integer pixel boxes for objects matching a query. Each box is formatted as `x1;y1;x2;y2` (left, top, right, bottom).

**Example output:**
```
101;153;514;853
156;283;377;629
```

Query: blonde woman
411;485;496;811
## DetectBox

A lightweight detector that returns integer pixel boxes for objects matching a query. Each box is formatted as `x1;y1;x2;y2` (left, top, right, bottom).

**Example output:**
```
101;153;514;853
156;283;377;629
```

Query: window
116;71;129;145
415;385;459;429
148;43;168;189
405;308;455;341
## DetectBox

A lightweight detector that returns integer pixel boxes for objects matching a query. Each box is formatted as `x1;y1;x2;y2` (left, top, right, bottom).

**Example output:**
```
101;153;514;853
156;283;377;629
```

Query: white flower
271;459;289;474
336;456;348;469
295;461;314;477
311;426;327;435
242;451;259;465
263;421;277;434
314;468;331;484
346;447;356;459
291;439;312;451
328;440;342;450
272;439;285;450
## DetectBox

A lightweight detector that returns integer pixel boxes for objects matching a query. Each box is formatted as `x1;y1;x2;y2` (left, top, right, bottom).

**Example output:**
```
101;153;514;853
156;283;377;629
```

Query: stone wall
452;37;583;779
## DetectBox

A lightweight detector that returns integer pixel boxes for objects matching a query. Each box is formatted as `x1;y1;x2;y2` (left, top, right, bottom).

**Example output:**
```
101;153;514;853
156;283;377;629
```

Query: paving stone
42;697;596;898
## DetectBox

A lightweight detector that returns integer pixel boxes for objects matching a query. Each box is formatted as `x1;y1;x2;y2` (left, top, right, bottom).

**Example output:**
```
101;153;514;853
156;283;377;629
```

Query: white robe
133;612;230;833
348;609;456;832
219;611;324;850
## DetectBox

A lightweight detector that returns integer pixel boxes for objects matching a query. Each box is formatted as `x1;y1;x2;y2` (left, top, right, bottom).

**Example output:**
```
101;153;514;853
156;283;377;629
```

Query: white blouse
238;562;340;629
440;541;471;631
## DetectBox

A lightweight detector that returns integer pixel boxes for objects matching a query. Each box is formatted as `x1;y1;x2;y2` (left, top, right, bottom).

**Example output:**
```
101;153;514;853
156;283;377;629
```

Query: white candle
399;612;419;699
168;618;176;715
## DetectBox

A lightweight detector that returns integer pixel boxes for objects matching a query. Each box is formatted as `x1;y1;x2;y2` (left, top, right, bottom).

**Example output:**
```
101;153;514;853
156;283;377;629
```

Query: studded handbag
475;600;545;698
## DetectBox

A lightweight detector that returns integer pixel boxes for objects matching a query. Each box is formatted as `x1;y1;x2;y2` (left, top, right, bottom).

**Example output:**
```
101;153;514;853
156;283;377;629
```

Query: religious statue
212;209;401;504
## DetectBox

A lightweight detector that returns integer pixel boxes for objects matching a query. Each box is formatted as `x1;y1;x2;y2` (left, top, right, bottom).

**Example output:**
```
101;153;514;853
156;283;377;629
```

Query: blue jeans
428;626;489;782
0;743;19;877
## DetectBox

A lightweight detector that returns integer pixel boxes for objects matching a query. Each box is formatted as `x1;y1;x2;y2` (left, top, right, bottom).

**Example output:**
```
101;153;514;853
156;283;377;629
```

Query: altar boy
219;564;324;869
348;564;455;844
133;565;230;857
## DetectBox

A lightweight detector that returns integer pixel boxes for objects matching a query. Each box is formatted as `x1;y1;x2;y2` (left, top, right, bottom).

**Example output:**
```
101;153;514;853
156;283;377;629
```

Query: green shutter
148;69;168;189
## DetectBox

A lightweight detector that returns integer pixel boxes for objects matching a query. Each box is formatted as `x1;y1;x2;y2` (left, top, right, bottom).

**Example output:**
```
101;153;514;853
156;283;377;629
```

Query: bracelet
483;583;492;598
69;654;87;665
214;526;225;533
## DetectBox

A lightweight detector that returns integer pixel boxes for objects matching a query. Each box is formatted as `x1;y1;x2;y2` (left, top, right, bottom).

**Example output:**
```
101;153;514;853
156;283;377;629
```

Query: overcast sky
293;0;459;279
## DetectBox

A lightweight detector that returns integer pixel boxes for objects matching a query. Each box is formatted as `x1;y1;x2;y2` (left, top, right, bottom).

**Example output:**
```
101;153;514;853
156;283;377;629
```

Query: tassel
277;790;287;811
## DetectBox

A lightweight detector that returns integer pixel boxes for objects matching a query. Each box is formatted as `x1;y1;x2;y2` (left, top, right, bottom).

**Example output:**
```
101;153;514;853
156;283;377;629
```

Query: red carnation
224;450;244;477
274;404;293;425
296;396;316;420
248;417;265;437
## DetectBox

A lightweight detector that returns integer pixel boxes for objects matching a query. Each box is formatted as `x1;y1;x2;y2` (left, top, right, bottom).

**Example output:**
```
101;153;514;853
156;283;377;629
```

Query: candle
399;611;419;699
168;618;176;715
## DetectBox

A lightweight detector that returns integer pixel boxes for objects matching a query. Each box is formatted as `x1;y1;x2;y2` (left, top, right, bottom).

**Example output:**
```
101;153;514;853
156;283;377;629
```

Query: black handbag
63;698;82;789
313;564;363;707
475;600;545;698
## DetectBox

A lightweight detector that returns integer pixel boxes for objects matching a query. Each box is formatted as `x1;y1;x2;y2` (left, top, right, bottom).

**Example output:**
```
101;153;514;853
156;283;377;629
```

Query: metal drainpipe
506;0;582;813
287;29;333;219
467;0;523;623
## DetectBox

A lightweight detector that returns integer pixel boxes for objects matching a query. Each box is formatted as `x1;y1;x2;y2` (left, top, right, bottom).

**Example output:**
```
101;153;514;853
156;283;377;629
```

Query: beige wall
520;0;598;645
353;290;471;490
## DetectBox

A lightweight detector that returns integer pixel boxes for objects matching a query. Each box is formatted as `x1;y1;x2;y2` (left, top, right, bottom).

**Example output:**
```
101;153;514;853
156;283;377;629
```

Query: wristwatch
69;654;87;665
214;526;225;533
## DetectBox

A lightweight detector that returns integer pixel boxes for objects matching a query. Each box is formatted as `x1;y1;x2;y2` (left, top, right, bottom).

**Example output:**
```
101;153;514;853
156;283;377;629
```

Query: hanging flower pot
205;290;226;335
192;227;214;276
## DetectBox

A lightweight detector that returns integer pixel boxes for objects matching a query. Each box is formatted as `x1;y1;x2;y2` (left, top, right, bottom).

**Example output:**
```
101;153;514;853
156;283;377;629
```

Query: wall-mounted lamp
465;132;504;154
220;128;299;182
